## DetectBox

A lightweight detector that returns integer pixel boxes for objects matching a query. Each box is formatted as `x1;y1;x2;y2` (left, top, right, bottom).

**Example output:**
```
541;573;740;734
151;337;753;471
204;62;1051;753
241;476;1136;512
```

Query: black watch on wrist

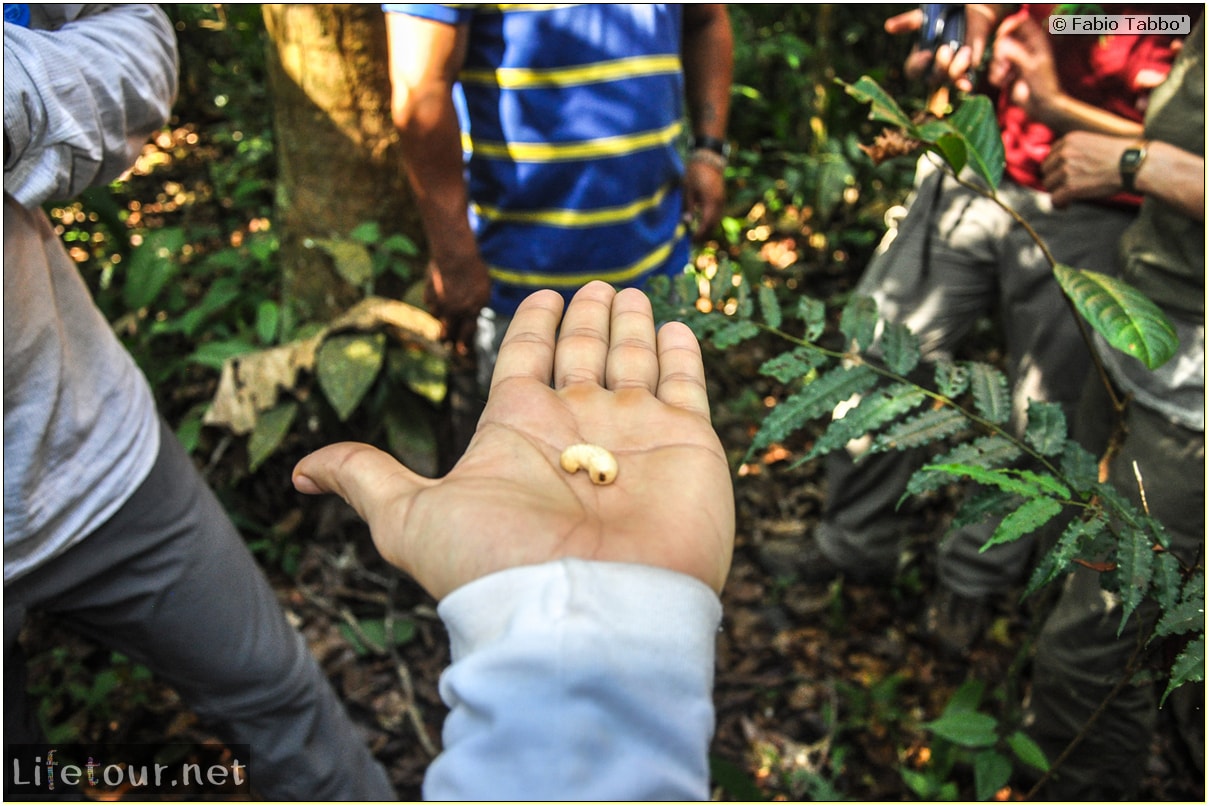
1119;141;1149;194
692;134;731;160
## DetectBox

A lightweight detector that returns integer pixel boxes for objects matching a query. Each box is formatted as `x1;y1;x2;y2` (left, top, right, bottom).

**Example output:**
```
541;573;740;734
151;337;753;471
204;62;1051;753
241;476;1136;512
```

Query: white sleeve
423;559;721;801
3;4;178;207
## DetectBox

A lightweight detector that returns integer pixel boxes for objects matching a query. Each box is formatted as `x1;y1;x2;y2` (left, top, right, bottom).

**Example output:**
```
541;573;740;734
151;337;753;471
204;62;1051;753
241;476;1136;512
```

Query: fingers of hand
655;321;711;421
553;280;615;388
490;289;563;392
293;442;420;526
605;288;660;393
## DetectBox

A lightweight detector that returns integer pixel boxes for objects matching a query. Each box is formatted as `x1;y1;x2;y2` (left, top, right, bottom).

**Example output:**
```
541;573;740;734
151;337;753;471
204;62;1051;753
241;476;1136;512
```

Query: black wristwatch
1119;141;1149;194
692;134;731;160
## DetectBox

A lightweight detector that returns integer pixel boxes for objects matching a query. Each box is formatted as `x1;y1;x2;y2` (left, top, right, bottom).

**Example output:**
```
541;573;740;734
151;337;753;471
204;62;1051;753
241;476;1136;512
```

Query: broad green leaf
840;75;915;130
247;401;297;472
317;332;386;421
316;237;374;287
974;750;1012;802
924;709;998;748
946;94;1005;189
123;226;185;309
840;294;878;351
1160;635;1205;705
1007;730;1050;772
1053;265;1178;369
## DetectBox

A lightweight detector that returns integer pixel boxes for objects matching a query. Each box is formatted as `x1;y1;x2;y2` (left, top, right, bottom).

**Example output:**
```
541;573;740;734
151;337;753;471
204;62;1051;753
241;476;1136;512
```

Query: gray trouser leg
4;419;396;800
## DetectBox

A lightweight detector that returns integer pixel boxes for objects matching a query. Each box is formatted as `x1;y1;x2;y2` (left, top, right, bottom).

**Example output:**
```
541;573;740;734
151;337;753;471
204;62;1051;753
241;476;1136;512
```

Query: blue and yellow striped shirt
385;3;690;314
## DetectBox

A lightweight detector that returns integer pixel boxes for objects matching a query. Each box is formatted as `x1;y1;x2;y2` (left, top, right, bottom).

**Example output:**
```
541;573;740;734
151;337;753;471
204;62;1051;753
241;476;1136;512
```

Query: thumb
293;442;427;526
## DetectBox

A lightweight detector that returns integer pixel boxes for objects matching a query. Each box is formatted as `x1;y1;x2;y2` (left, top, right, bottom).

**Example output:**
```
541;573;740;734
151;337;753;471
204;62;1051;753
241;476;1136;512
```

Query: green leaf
924;709;998;748
906;435;1021;496
340;617;417;656
840;75;915;130
795;296;827;341
1025;512;1109;596
1160;635;1205;706
934;360;970;398
1024;400;1068;456
1115;517;1156;633
871;406;968;453
317;333;387;421
1154;571;1205;640
880;321;920;376
256;300;280;345
247;401;297;472
840;294;878;351
968;362;1011;425
1007;730;1051;772
982;495;1064;550
1053;265;1178;369
316;237;375;287
973;749;1012;802
758;346;826;384
123;226;185;309
946;94;1005;190
757;284;782;329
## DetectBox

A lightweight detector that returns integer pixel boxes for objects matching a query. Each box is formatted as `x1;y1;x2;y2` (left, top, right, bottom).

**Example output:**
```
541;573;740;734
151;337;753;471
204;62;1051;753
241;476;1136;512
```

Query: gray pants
4;419;396;800
818;156;1135;597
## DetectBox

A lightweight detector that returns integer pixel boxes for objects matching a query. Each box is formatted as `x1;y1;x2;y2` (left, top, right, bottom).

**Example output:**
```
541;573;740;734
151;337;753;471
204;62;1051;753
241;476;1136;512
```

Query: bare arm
385;12;490;352
1042;132;1204;220
681;4;733;240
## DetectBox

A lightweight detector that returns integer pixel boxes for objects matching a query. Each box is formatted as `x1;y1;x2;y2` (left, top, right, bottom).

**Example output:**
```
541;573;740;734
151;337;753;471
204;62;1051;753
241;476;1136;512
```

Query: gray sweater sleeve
3;3;179;207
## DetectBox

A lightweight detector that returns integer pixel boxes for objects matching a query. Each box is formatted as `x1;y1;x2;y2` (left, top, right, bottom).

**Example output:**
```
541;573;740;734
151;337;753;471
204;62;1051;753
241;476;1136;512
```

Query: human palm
294;283;735;600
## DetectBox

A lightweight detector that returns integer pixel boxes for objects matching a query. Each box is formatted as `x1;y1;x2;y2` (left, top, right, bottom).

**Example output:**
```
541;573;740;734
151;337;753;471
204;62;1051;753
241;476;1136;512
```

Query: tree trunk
262;3;422;325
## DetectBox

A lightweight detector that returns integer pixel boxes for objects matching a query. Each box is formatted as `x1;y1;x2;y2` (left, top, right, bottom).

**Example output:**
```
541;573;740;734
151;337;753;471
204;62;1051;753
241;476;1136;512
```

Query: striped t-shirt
385;3;691;314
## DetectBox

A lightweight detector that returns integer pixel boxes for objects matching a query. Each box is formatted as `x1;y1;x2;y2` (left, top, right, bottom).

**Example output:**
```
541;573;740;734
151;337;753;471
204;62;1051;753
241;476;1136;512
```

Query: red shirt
999;3;1195;199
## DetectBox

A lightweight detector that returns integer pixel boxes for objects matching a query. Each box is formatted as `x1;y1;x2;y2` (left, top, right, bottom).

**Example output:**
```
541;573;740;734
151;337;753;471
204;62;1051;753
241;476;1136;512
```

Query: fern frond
745;364;878;460
802;383;927;462
968;362;1011;425
1024;400;1068;457
871;407;969;453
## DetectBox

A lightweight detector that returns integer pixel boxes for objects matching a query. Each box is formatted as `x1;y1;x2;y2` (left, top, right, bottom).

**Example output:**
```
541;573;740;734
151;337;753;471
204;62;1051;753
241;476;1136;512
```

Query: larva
559;443;619;485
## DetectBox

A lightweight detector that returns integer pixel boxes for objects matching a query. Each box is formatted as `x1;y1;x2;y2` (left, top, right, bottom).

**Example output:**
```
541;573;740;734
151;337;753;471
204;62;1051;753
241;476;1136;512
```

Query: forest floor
21;323;1205;802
